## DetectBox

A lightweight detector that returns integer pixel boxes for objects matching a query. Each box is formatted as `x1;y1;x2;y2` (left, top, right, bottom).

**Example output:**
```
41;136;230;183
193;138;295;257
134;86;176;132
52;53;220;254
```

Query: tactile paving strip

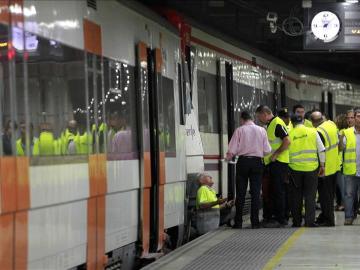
181;228;297;270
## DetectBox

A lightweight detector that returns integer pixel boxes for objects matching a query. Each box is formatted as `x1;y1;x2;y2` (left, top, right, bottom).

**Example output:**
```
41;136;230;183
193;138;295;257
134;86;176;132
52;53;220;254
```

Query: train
0;0;359;269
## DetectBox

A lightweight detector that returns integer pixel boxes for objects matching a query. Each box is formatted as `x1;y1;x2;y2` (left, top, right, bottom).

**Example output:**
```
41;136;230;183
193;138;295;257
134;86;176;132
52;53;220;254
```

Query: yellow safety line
262;227;306;270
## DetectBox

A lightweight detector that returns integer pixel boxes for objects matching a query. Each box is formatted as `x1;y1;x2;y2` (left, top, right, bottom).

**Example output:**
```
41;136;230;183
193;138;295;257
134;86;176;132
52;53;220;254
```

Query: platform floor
144;212;360;270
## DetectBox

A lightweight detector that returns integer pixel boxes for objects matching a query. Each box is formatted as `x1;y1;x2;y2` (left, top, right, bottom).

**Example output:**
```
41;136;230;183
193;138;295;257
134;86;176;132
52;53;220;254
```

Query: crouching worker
196;173;233;235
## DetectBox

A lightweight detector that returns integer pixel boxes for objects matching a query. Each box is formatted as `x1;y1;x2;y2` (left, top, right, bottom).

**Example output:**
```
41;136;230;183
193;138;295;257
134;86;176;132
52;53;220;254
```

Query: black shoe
251;224;261;229
315;216;324;224
262;219;281;228
279;220;288;226
232;223;242;229
305;223;319;228
292;223;301;228
316;221;335;227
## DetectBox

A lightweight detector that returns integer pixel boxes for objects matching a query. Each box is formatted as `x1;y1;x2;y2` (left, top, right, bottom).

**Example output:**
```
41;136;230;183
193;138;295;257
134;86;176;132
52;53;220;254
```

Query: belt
238;155;261;159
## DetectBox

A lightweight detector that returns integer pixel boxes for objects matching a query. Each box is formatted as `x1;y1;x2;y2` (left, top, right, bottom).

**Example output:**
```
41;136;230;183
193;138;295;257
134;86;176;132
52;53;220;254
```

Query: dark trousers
262;168;273;220
268;161;288;223
353;190;359;217
235;157;263;226
288;169;318;226
335;183;342;207
318;173;337;225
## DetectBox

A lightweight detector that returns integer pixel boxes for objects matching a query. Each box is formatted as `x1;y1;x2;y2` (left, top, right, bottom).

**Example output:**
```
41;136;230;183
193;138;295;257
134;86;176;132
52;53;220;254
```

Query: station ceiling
138;0;360;84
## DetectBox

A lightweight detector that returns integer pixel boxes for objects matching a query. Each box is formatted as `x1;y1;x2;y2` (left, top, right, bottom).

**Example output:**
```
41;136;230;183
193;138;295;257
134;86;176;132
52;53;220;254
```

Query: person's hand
227;200;235;207
270;152;278;162
225;153;233;161
218;198;227;204
318;165;325;177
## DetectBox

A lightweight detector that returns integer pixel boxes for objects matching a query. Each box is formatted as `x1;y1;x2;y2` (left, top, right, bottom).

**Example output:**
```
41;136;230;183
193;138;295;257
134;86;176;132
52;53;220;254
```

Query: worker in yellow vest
277;108;292;221
340;109;360;225
38;122;56;156
196;173;232;234
311;111;339;226
344;109;360;216
16;122;39;156
288;114;325;227
256;105;290;227
75;123;93;155
334;114;348;211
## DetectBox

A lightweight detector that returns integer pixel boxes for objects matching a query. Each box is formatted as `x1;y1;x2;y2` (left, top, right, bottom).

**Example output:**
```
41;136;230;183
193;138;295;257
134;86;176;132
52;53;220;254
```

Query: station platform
144;212;360;270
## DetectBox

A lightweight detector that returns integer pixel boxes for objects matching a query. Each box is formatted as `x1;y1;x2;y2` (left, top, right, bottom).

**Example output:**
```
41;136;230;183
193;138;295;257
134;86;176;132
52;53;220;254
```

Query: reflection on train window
0;24;11;156
86;54;104;154
233;82;273;126
0;24;26;156
160;77;176;156
103;58;138;160
197;70;219;133
26;33;88;157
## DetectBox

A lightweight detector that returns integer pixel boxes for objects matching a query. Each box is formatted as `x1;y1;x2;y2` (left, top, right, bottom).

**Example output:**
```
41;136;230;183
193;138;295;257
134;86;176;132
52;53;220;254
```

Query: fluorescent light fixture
345;0;358;3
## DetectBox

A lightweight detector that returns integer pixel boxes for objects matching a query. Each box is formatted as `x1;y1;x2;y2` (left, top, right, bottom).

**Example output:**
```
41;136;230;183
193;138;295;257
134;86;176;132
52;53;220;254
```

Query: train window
103;58;138;160
160;76;176;155
198;70;219;133
25;33;87;158
0;24;13;156
177;63;185;125
86;54;105;154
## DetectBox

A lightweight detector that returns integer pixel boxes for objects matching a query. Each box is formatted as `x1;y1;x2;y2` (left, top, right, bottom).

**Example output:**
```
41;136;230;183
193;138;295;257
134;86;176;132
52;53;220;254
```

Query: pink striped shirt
226;121;271;159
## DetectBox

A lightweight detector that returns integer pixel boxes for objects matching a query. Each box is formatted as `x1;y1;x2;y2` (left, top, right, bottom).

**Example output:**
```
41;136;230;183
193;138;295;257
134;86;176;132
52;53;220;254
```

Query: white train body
0;1;358;270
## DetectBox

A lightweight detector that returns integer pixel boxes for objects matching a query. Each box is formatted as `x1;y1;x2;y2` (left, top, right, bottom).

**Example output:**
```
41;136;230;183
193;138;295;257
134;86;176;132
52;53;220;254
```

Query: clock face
311;11;341;43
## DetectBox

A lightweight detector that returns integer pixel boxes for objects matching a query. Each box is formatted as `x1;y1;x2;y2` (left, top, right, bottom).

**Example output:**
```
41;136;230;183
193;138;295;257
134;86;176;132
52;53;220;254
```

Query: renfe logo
186;125;195;139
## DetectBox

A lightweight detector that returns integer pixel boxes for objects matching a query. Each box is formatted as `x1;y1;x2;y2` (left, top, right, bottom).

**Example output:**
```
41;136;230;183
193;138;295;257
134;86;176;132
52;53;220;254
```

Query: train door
147;47;166;253
224;62;236;200
136;43;165;255
217;60;226;198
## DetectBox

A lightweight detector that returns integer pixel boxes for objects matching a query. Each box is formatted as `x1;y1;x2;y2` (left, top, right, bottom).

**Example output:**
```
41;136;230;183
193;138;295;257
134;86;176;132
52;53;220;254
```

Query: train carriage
0;1;359;270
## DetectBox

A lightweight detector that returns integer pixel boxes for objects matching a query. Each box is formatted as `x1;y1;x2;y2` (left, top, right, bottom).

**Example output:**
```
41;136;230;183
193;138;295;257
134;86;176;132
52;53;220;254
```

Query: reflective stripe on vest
317;121;339;176
343;127;357;176
289;125;319;172
265;117;289;165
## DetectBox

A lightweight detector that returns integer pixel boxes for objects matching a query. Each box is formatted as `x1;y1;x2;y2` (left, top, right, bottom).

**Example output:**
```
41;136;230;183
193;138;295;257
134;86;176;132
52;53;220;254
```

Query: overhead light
345;0;358;3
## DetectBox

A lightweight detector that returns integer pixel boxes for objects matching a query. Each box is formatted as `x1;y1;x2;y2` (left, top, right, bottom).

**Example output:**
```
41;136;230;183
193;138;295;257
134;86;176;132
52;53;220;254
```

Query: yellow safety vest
289;124;319;171
317;120;339;176
304;119;313;128
287;121;292;133
75;132;93;154
54;138;61;156
343;127;357;176
265;117;289;165
16;138;39;156
62;129;78;154
196;185;219;209
38;131;55;156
